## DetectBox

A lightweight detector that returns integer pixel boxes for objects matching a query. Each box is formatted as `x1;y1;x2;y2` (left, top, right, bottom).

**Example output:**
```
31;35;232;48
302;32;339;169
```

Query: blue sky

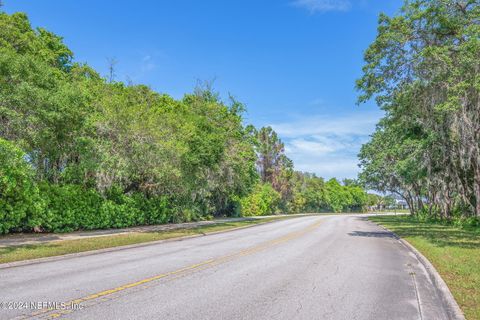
6;0;401;179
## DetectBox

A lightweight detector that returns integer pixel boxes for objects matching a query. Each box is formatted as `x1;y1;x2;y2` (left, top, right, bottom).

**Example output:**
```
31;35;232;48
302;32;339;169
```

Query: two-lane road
0;215;450;319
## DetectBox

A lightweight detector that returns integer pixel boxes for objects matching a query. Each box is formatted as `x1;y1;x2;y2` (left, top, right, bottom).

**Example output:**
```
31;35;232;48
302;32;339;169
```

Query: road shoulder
370;219;466;320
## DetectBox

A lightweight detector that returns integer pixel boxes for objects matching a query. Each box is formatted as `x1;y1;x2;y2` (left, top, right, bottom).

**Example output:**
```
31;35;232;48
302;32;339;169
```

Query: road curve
0;215;450;320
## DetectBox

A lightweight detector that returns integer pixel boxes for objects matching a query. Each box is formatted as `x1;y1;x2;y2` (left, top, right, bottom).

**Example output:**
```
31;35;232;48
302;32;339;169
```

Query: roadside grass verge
372;209;410;213
0;216;296;265
369;215;480;320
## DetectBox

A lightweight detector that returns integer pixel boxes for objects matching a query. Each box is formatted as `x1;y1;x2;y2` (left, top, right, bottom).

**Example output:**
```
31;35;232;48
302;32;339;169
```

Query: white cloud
141;55;156;72
295;158;361;178
286;139;336;155
292;0;352;13
271;111;379;138
271;110;382;179
125;53;163;84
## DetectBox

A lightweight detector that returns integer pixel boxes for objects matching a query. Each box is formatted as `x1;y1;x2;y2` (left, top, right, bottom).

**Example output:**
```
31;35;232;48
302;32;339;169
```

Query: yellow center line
18;219;322;320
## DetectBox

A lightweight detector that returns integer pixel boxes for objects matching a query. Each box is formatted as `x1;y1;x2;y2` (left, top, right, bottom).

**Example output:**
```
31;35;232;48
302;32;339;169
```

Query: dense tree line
241;126;371;215
0;12;370;234
357;0;480;224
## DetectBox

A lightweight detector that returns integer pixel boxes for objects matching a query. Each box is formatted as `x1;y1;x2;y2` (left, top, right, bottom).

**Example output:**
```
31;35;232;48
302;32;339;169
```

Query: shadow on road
348;231;396;238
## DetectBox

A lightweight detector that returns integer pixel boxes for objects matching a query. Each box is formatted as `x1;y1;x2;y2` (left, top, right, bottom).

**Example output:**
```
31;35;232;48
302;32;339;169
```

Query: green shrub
99;199;139;229
166;205;203;223
0;139;44;234
38;184;174;232
452;216;480;228
287;192;307;214
240;183;281;216
39;184;103;232
132;194;170;225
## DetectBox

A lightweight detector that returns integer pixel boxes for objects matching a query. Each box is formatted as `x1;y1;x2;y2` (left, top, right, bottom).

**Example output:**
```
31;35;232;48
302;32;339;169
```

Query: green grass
0;216;295;265
370;215;480;320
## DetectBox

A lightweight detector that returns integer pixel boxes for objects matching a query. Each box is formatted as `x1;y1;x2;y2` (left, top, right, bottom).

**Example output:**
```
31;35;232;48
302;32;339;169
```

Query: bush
39;184;103;232
0;139;44;234
287;192;307;214
173;206;203;223
132;194;170;225
452;216;480;228
239;183;281;216
325;179;350;212
38;184;172;232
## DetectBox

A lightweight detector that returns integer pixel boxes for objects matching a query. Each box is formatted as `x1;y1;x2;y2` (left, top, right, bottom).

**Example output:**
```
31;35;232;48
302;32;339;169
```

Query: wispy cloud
141;55;156;72
124;52;165;84
291;0;352;13
270;110;382;179
272;112;378;138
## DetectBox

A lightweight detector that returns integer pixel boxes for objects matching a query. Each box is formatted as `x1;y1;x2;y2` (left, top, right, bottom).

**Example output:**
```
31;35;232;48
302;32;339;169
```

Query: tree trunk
474;170;480;217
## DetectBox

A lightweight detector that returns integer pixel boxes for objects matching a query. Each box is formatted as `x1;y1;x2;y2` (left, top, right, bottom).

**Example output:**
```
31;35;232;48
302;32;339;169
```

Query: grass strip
0;216;295;265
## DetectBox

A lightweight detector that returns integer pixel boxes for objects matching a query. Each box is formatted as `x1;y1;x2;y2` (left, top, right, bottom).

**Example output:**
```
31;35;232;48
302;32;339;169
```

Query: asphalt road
0;215;450;320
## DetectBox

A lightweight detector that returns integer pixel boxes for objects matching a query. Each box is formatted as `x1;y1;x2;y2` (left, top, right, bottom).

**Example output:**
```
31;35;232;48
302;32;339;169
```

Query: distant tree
106;57;117;83
383;195;396;208
254;126;294;206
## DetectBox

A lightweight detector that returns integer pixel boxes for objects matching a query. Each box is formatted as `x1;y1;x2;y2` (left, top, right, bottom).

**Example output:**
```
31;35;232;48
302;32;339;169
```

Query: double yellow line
17;218;322;320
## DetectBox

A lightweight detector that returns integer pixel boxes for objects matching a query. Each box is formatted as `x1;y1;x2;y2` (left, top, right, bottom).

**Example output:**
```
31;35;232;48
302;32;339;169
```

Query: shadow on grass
0;242;62;262
369;216;480;249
